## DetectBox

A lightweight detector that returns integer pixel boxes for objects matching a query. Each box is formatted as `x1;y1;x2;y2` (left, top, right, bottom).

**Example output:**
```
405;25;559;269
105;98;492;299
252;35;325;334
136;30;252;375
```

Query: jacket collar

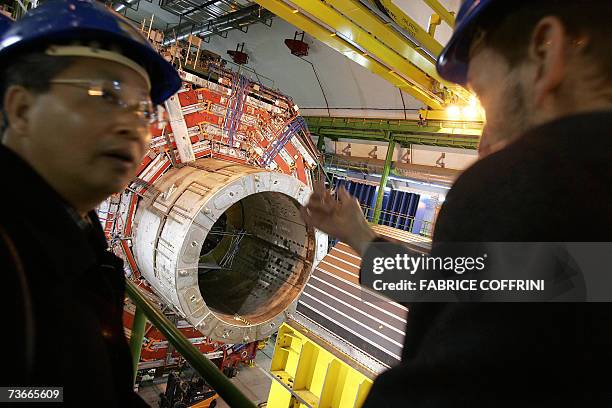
0;145;108;277
520;110;612;149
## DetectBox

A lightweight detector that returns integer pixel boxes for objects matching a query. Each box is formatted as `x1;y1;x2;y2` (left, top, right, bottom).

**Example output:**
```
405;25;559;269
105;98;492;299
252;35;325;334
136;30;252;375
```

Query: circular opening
201;213;227;255
198;191;315;326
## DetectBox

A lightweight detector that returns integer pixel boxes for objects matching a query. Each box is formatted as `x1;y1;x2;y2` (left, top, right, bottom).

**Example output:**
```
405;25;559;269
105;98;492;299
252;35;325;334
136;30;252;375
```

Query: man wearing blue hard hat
0;0;180;406
302;0;612;406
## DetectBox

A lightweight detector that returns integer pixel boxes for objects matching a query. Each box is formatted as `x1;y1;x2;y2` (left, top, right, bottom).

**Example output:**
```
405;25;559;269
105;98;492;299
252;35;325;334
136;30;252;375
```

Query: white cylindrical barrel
132;158;327;343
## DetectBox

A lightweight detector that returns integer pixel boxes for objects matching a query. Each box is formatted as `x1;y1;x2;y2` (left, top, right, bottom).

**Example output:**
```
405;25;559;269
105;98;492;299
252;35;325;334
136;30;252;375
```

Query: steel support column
129;306;147;383
317;133;325;152
373;137;395;224
125;280;257;408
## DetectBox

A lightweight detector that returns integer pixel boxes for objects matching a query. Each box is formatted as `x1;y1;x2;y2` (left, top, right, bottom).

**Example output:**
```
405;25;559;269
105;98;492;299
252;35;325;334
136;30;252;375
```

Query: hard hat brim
436;0;495;86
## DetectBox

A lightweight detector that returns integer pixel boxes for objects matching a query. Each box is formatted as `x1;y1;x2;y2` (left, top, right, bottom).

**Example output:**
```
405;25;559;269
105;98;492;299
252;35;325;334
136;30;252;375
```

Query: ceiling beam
305;116;482;149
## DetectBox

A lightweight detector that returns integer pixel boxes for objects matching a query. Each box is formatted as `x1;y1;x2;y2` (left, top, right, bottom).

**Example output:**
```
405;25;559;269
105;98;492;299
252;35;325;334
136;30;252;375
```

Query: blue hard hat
0;0;181;105
436;0;495;86
0;14;12;37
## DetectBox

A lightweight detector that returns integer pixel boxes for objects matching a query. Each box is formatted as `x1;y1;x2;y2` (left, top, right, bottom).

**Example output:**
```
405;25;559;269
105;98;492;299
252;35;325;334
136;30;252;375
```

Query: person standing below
302;0;612;405
0;1;180;405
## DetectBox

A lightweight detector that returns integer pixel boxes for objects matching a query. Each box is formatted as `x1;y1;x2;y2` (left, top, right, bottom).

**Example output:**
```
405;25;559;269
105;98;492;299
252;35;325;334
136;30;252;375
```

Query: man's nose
112;119;152;152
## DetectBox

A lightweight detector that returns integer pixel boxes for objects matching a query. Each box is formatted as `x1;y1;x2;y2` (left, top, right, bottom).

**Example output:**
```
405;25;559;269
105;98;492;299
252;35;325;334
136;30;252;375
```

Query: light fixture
445;105;461;119
469;94;479;107
462;105;478;120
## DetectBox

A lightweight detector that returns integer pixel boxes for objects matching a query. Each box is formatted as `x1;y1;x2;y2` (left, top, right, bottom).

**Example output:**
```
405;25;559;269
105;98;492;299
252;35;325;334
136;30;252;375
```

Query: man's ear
528;16;569;106
3;85;34;136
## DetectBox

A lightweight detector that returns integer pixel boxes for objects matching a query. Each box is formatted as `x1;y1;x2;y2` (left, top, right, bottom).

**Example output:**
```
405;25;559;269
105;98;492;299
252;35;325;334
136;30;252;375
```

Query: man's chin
93;179;130;198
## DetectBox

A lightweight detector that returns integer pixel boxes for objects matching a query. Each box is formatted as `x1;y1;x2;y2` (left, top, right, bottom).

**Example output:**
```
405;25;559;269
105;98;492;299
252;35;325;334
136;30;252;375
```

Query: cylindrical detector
132;158;327;343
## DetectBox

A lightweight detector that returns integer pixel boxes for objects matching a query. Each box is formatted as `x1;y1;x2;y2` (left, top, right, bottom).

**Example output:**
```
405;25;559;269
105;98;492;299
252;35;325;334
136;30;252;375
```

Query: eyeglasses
48;79;158;124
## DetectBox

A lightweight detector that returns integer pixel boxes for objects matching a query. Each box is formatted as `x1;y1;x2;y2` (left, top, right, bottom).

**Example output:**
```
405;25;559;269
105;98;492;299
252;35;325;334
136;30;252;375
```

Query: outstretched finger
313;178;326;196
300;205;328;227
300;205;313;226
337;185;352;203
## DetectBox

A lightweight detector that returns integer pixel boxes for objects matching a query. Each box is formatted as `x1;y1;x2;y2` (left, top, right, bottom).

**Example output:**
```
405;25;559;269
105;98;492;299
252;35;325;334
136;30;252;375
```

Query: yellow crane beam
290;0;443;97
422;0;455;27
253;0;445;109
372;0;443;56
327;0;437;77
254;0;480;120
323;0;470;102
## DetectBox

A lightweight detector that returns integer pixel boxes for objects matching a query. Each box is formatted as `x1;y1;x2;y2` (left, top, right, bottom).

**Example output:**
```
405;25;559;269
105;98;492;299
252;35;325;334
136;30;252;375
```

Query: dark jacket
0;145;148;407
363;111;612;407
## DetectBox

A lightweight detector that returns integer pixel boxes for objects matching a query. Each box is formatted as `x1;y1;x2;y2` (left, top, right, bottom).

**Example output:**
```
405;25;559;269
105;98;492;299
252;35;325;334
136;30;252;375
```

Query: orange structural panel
197;88;224;104
184;111;224;129
123;194;139;237
273;155;290;174
283;140;298;158
120;240;140;277
195;149;212;159
178;88;225;107
150;122;172;138
295;156;307;184
103;213;114;237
